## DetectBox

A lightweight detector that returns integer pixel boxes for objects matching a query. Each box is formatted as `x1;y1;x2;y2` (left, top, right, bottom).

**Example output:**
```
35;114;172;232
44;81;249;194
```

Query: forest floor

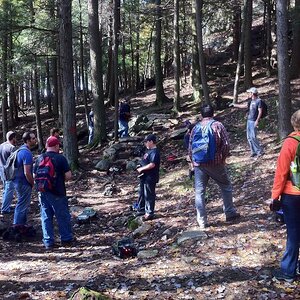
1;74;300;300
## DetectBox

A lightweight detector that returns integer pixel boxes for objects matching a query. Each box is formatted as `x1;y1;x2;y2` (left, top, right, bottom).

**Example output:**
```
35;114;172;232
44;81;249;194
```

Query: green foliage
127;216;139;231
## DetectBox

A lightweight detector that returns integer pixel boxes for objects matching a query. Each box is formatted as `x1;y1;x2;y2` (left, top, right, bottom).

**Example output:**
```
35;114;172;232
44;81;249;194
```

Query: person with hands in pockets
271;109;300;283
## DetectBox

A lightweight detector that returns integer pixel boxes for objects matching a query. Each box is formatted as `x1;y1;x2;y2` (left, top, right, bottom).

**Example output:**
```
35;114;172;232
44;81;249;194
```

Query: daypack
247;99;268;118
3;148;20;181
34;154;57;193
191;120;216;163
289;135;300;189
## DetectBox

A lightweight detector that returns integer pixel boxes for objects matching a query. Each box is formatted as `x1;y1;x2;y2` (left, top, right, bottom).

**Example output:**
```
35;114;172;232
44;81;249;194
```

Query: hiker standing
12;131;36;225
231;87;264;158
136;134;160;221
271;110;300;282
189;104;240;229
0;131;17;215
34;136;74;250
118;98;131;137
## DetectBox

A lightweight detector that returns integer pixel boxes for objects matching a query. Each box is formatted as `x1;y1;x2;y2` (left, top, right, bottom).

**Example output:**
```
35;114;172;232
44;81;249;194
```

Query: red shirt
272;131;300;199
189;118;230;167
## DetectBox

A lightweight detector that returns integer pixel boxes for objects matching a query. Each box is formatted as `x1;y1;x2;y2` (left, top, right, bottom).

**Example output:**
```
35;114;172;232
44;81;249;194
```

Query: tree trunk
232;2;241;61
59;0;78;169
46;58;52;113
1;21;9;140
79;0;89;129
277;0;293;138
195;0;209;104
243;0;253;88
233;0;247;102
154;0;168;106
265;0;272;76
113;0;120;140
52;57;59;117
88;0;106;145
290;0;300;79
173;0;180;112
135;8;140;92
191;1;201;103
33;61;44;151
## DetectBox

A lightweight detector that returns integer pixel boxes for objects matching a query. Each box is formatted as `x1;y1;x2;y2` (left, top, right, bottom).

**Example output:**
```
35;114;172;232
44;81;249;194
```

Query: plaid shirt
188;118;230;167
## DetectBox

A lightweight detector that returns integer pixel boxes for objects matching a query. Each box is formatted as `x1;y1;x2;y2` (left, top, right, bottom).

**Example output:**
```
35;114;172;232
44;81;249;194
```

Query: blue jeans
88;125;94;144
280;194;300;277
246;120;263;155
194;164;237;226
118;119;129;137
39;192;73;247
13;183;32;225
138;181;156;216
0;169;15;213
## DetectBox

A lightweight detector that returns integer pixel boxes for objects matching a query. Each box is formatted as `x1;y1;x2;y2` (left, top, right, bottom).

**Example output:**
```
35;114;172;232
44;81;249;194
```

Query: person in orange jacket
271;109;300;282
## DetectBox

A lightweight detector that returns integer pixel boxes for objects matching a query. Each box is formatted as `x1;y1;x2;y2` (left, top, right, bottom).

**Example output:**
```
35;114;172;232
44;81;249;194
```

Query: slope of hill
0;75;300;300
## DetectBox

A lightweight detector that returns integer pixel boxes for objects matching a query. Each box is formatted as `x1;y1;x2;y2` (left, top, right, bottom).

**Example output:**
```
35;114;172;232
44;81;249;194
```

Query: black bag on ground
112;237;138;259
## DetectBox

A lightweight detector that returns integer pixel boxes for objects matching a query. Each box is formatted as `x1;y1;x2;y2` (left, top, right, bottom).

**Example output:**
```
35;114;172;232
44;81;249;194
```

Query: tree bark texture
243;0;253;88
276;0;292;138
173;0;180;112
154;0;168;106
290;0;300;79
195;0;209;104
88;0;106;144
59;0;79;168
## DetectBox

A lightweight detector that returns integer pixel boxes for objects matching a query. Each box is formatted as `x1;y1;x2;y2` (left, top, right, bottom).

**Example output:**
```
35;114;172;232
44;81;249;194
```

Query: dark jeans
280;194;300;277
39;192;73;247
138;181;156;216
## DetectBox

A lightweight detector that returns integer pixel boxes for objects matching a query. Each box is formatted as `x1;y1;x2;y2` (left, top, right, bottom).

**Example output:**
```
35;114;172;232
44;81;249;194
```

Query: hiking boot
250;153;257;158
61;238;77;247
273;269;295;283
226;212;241;222
45;244;55;251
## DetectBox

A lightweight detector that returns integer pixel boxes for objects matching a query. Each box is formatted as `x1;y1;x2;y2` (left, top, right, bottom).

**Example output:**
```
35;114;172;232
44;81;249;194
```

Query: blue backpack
191;120;216;163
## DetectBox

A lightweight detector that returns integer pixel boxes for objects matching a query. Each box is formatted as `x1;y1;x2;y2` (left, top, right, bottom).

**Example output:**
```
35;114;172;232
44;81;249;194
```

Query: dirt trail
1;78;300;300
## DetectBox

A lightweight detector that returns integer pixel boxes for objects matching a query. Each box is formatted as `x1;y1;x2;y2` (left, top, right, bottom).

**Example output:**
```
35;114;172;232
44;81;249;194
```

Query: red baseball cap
47;136;60;147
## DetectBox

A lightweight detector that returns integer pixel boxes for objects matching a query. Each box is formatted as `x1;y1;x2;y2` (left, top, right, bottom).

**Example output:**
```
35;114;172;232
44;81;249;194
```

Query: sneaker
198;222;209;229
142;214;154;221
250;153;257;158
273;269;295;283
226;212;241;222
134;210;145;217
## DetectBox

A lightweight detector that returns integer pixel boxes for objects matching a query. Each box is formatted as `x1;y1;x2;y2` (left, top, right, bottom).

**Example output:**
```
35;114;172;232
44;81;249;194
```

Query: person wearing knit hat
0;131;17;216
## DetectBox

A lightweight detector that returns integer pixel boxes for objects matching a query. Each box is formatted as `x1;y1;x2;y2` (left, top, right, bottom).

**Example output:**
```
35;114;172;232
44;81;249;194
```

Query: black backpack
247;99;268;119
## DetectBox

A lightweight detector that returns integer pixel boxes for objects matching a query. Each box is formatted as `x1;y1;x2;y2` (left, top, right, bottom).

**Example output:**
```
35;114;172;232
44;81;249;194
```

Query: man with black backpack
189;104;240;229
231;87;265;158
34;136;74;250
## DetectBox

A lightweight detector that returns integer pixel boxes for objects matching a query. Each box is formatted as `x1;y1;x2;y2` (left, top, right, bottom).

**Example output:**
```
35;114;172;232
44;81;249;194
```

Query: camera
269;199;282;212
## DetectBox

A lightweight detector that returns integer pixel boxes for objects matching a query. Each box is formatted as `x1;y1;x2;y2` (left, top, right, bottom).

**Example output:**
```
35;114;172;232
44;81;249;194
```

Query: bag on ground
34;154;56;193
289;135;300;189
191;120;216;163
3;149;20;181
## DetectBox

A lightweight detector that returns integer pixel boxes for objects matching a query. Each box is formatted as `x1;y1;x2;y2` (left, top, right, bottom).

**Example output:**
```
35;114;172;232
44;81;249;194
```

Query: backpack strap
287;136;300;156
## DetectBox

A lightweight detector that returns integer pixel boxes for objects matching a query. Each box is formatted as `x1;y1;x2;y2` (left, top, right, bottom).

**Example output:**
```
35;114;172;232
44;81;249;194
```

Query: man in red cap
34;136;74;250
